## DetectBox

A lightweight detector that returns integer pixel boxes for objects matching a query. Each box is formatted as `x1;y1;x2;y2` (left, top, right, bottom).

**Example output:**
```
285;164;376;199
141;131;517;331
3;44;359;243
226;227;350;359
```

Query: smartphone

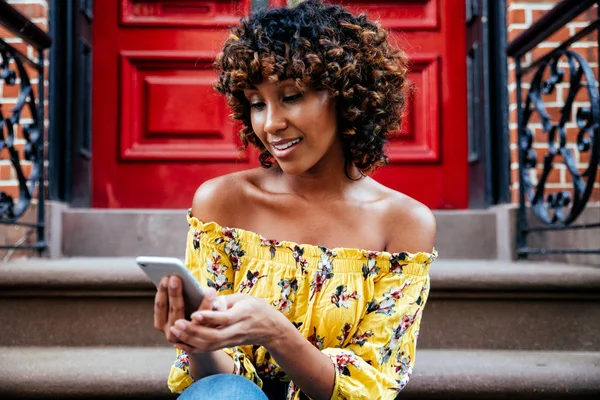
136;256;205;319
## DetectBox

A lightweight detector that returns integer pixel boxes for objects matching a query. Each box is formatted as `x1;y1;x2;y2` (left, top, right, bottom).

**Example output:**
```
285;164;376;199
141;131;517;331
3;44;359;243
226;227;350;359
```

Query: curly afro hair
214;0;409;175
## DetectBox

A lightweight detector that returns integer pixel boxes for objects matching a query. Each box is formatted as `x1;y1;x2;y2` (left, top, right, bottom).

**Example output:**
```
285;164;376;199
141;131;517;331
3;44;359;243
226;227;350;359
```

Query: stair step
1;258;599;350
406;349;600;399
0;347;598;399
3;257;599;291
0;347;175;399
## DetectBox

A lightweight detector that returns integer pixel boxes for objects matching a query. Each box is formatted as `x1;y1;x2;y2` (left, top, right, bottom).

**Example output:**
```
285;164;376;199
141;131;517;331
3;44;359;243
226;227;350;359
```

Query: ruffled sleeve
320;254;433;400
167;214;263;393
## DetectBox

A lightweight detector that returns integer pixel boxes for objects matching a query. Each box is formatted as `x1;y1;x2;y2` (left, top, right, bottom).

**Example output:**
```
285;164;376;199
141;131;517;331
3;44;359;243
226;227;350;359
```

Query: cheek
249;113;266;142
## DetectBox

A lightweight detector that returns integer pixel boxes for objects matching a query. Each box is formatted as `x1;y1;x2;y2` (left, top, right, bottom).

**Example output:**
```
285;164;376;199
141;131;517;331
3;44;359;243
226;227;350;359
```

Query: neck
275;146;363;201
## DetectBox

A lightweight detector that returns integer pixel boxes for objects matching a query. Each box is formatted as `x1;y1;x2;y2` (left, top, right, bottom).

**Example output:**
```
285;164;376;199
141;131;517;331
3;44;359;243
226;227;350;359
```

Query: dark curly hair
214;0;409;175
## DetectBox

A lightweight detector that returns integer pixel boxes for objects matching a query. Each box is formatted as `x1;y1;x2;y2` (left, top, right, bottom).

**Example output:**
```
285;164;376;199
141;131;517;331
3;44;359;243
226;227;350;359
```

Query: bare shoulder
190;169;259;226
369;180;436;254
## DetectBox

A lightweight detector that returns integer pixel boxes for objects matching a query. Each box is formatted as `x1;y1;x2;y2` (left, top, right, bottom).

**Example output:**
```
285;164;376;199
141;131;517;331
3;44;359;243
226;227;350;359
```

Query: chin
275;160;313;176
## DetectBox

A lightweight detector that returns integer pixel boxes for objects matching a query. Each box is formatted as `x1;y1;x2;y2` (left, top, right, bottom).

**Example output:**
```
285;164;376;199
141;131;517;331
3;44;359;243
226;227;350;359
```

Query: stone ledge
407;349;600;398
2;258;600;294
0;347;176;399
0;258;154;292
0;347;599;399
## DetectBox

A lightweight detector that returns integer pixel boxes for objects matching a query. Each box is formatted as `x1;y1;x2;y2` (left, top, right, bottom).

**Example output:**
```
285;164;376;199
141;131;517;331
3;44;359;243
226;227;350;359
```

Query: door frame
466;0;510;207
48;0;93;206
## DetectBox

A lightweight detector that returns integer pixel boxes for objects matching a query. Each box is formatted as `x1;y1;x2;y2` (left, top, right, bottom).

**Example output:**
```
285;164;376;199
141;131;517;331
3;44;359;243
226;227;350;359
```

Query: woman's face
243;79;340;176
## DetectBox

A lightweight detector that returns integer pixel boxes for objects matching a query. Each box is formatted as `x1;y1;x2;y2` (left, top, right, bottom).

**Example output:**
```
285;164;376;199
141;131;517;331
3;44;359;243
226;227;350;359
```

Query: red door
93;0;467;209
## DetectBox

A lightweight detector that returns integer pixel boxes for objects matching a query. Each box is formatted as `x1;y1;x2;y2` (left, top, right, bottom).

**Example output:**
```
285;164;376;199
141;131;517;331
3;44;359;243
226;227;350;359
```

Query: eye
250;102;265;110
283;93;302;103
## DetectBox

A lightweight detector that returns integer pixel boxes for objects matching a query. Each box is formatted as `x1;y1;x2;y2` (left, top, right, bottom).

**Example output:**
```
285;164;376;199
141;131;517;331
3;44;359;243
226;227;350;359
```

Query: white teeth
273;138;301;151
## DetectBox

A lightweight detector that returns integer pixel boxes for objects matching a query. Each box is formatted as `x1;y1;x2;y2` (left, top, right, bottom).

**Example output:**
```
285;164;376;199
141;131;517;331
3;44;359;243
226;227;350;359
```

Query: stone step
0;347;598;399
1;258;599;350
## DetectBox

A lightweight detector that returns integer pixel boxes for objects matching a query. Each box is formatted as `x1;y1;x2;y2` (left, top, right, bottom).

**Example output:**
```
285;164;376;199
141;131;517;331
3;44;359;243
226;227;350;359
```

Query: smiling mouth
271;138;302;151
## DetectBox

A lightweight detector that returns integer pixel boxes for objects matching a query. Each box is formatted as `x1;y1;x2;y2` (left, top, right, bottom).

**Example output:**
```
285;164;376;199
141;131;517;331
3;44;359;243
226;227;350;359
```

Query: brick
2;81;20;98
547;26;572;43
531;9;554;25
545;168;563;184
508;9;527;25
561;165;593;184
573;8;597;24
0;184;20;199
0;142;26;159
34;20;48;33
508;27;527;42
13;161;33;178
570;24;597;41
10;3;47;20
0;164;12;180
510;127;519;144
508;85;531;105
579;149;592;163
510;147;519;165
5;42;29;57
562;86;596;103
0;25;13;39
566;126;586;144
527;105;564;124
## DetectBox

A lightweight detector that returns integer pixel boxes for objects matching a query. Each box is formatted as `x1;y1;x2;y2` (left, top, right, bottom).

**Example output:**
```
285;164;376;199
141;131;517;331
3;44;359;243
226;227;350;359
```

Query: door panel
92;0;255;208
93;0;467;209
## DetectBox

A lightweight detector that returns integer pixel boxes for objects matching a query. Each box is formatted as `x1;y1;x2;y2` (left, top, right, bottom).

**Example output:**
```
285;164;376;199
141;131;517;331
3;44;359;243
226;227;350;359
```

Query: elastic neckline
186;211;437;267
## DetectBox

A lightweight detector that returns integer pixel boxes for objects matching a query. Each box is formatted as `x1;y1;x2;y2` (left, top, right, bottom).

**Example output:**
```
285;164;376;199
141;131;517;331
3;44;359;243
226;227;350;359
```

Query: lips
272;138;301;151
269;137;303;157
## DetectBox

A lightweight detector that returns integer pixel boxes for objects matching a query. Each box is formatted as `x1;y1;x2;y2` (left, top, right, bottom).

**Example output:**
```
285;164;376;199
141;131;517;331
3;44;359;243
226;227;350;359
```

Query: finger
153;276;169;332
174;321;242;353
198;287;217;311
179;318;242;344
191;310;237;327
167;276;185;341
171;320;215;351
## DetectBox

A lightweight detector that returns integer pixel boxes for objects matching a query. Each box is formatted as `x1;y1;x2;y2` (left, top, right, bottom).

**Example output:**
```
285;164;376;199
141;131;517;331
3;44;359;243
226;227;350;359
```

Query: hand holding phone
136;256;207;319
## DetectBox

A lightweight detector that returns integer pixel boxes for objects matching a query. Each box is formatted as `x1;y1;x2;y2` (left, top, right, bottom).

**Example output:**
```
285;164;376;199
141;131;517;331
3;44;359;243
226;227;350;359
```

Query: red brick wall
507;0;600;204
0;0;48;204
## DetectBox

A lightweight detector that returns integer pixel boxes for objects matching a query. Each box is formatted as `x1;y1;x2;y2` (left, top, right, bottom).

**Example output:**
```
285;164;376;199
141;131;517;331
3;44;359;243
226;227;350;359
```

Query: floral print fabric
168;212;437;400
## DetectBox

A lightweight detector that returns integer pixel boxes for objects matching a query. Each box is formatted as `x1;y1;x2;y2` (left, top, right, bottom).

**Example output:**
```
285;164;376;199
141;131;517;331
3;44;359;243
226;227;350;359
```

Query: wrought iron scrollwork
0;2;50;252
0;45;44;221
520;49;599;226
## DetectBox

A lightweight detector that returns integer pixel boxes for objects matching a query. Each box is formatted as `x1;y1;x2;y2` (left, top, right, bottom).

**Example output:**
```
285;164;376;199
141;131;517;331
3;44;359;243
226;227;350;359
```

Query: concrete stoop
1;257;600;398
0;347;598;399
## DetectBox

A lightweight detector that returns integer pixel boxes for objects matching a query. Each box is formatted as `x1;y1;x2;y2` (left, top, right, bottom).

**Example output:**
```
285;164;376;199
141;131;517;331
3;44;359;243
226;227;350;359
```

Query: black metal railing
0;0;51;250
507;0;600;257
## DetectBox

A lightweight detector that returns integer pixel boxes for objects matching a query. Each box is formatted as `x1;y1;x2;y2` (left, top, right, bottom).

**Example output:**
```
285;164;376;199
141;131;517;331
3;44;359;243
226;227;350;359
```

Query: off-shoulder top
168;211;437;400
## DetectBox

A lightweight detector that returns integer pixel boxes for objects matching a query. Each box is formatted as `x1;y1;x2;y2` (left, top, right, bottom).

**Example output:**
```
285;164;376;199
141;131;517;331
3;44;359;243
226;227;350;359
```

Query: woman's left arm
172;294;336;400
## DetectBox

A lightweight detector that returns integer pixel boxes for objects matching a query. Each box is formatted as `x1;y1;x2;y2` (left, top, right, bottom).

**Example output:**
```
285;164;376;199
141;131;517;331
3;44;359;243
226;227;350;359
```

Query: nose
263;104;288;135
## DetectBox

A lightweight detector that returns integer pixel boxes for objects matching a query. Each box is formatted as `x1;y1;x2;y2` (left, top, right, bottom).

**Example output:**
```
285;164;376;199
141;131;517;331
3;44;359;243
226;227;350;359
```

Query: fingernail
170;278;178;289
170;326;181;336
191;312;203;321
174;320;186;329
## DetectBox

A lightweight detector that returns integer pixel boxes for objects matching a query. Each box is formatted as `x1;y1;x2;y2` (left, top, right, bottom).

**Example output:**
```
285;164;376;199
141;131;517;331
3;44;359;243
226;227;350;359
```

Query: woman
154;1;437;399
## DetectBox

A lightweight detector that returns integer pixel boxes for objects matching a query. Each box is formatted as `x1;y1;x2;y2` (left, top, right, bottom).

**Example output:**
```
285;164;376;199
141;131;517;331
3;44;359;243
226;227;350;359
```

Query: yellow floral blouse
168;212;437;400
